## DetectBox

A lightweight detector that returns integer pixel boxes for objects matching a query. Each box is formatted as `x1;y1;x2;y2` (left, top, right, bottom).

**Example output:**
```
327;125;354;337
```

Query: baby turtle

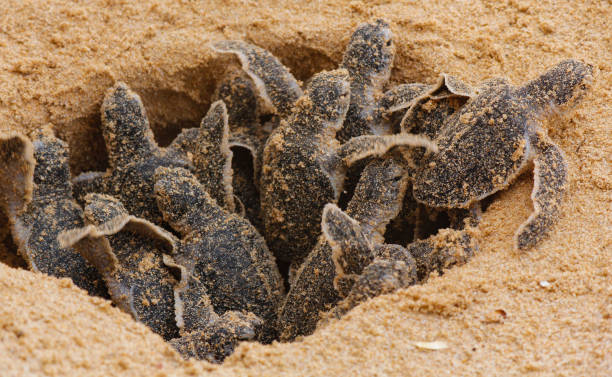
165;252;262;362
260;69;437;264
277;157;410;340
412;59;593;249
323;203;475;318
73;82;192;224
58;193;180;340
168;71;265;228
2;130;106;297
336;19;395;142
153;166;284;342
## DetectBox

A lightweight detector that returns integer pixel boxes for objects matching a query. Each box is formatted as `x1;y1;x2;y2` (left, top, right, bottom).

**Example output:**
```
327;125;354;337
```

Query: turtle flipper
400;74;472;136
334;134;437;168
11;132;108;297
0;132;34;217
212;40;302;118
515;134;568;250
60;193;179;339
337;19;395;141
193;100;234;211
101;82;159;168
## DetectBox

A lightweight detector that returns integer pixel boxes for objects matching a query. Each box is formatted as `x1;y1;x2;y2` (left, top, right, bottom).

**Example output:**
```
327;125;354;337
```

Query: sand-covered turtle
322;203;475;319
153;166;284;342
277;157;410;340
412;59;593;249
72;82;192;224
165;252;262;362
58;193;180;340
259;69;436;265
1;130;106;297
168;71;266;229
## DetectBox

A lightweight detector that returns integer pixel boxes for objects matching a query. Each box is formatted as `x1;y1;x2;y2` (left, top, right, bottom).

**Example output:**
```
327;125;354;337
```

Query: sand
0;0;610;376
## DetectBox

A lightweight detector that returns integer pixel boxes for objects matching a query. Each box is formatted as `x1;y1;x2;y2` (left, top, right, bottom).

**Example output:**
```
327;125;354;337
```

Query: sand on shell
0;0;610;376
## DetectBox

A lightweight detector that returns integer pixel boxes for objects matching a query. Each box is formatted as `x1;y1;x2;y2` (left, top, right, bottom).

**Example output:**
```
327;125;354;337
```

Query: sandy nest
0;1;610;376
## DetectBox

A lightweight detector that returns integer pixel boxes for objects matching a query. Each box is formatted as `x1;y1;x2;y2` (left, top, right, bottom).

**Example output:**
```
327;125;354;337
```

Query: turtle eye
386;39;392;47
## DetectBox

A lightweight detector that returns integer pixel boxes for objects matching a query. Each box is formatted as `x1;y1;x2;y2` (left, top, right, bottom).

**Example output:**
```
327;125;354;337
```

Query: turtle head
519;59;593;116
305;69;351;128
154;167;220;234
32;131;72;198
83;193;128;226
347;158;408;238
342;19;394;84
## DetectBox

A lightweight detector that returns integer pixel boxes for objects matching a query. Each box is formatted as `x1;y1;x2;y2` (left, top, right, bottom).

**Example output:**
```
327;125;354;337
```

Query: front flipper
334;134;437;168
515;133;568;250
0;132;34;217
212;40;303;118
101;82;159;168
193;101;235;212
322;204;375;297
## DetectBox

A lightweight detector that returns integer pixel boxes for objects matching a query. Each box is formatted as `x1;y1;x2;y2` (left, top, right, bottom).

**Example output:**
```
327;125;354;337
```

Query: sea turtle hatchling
59;194;263;362
259;69;437;265
323;203;475;319
277;157;411;340
72;82;192;224
1;130;107;297
412;59;593;250
58;193;180;340
168;70;266;229
153;166;284;342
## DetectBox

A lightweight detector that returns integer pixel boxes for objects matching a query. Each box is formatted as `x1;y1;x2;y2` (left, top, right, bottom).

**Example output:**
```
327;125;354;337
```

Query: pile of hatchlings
0;20;592;362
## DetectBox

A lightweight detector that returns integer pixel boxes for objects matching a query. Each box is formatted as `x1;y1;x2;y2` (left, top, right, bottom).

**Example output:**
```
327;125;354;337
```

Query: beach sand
0;0;610;376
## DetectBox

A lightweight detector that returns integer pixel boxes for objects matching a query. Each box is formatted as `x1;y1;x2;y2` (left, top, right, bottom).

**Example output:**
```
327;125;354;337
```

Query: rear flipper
212;40;303;118
515;133;568;250
170;310;262;363
407;228;476;282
